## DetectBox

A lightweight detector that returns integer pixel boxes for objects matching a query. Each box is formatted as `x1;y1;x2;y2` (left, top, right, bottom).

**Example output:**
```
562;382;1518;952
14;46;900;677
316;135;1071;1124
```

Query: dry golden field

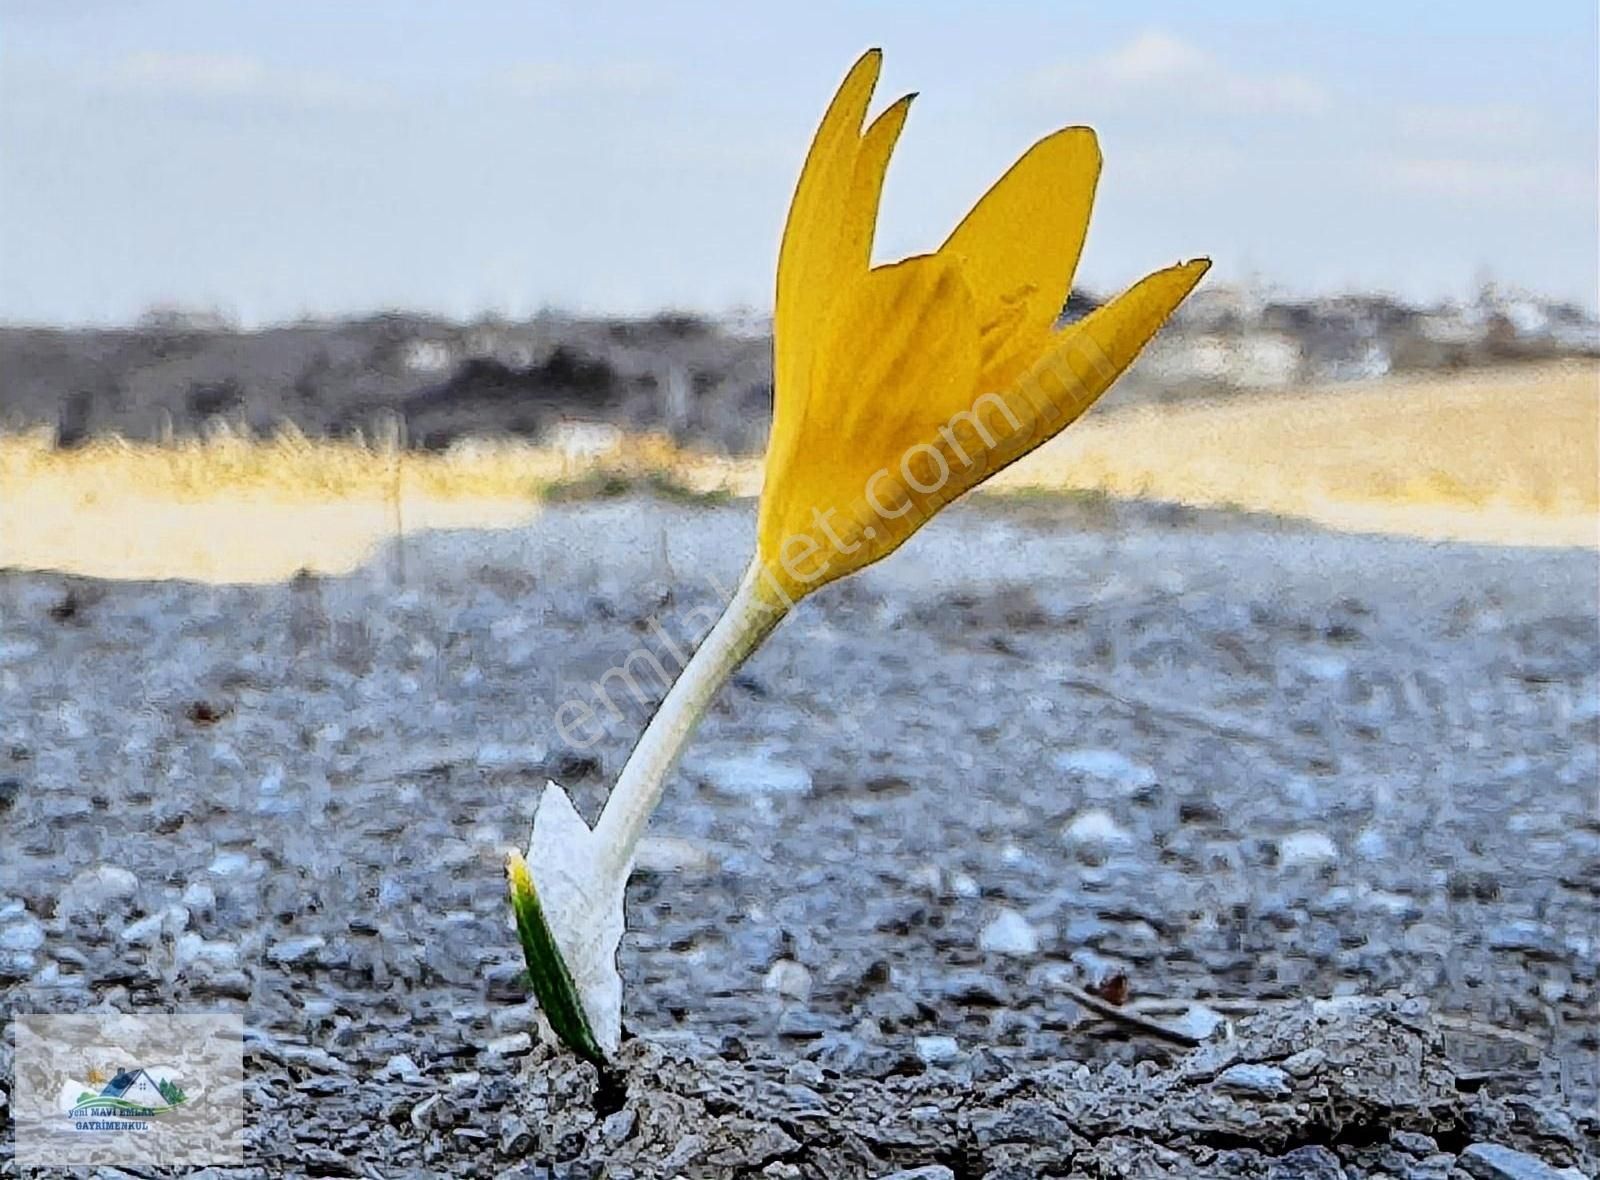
994;360;1599;546
1;362;1593;582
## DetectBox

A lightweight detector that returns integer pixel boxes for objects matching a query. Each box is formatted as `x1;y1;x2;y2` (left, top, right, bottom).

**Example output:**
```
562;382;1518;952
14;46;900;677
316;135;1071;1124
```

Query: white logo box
12;1012;244;1167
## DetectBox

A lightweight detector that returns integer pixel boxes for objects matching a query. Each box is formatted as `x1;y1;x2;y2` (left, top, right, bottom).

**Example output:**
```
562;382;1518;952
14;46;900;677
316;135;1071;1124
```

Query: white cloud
498;60;667;100
1096;30;1209;85
1377;156;1592;204
111;51;389;111
1031;30;1329;117
1395;102;1541;144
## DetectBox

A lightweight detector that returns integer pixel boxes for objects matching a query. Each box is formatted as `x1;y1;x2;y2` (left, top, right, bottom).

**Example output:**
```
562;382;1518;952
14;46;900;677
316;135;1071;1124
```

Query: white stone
1214;1062;1291;1097
634;835;718;874
483;1033;532;1058
695;755;812;797
1063;809;1133;848
1279;830;1339;869
1297;654;1348;682
266;935;326;965
1354;827;1387;861
208;851;257;878
473;742;547;770
1359;891;1412;920
118;913;167;946
763;959;814;1002
0;919;45;952
1052;749;1156;790
409;1093;443;1130
907;863;942;892
0;950;38;975
914;1035;961;1066
1169;1003;1227;1042
210;741;245;771
949;872;981;899
1282;1048;1326;1077
175;933;241;971
978;908;1040;957
381;1053;423;1082
60;865;139;916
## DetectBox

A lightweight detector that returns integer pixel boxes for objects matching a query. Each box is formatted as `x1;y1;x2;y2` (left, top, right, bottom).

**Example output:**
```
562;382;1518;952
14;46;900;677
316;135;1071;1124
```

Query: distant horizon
4;3;1596;327
2;271;1595;334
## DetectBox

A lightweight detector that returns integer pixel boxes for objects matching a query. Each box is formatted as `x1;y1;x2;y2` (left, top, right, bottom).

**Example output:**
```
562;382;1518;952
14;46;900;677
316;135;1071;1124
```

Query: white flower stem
590;559;785;884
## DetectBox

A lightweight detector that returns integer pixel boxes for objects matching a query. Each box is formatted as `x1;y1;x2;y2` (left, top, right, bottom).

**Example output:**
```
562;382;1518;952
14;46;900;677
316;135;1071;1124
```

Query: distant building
546;419;623;465
720;308;774;340
1171;282;1271;333
401;340;455;374
1141;329;1303;388
1415;305;1483;346
465;327;537;368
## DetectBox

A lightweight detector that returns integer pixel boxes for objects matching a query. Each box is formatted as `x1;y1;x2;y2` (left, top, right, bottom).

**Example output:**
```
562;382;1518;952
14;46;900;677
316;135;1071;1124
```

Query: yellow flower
515;51;1211;1066
756;49;1209;603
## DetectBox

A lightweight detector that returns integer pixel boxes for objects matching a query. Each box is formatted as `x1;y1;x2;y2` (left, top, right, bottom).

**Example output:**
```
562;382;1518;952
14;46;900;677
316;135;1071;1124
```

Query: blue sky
3;1;1596;325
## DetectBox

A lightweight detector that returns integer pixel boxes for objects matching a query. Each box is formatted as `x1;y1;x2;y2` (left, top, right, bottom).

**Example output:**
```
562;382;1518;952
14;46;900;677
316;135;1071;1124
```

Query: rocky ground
1;496;1596;1177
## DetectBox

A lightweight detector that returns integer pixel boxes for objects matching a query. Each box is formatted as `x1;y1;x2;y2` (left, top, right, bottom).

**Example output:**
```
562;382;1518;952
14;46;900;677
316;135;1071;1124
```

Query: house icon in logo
100;1070;168;1109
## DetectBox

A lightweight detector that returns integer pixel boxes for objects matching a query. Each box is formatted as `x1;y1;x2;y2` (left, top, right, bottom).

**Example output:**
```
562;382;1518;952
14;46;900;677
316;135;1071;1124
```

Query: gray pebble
1213;1062;1292;1098
1458;1142;1586;1180
600;1106;637;1148
265;934;327;965
498;1112;535;1155
0;917;45;952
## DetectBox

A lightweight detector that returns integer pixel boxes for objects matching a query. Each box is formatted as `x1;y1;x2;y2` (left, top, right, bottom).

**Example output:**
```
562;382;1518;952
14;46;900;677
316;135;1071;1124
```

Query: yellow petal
757;55;1209;608
941;128;1101;394
773;49;882;417
851;259;1209;527
757;253;979;601
755;258;1208;605
838;93;914;275
1001;258;1212;450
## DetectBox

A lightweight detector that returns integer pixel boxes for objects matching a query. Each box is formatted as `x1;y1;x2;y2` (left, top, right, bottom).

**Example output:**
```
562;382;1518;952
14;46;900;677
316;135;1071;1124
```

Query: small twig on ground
1124;996;1273;1016
1057;673;1282;748
1434;1015;1547;1052
1061;981;1204;1048
1089;993;1550;1056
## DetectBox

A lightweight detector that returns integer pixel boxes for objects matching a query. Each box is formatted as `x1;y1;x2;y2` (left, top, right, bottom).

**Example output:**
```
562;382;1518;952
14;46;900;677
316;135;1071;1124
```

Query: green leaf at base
506;851;609;1067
